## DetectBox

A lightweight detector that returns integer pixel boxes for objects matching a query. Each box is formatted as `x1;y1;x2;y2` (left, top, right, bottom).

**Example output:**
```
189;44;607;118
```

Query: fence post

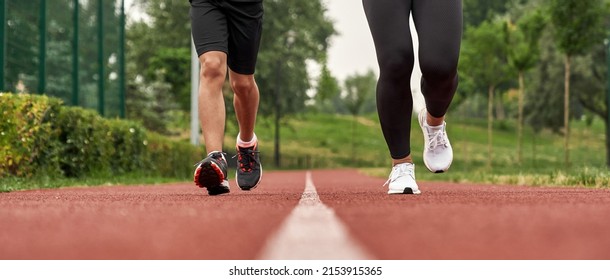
72;0;79;105
97;0;104;115
38;0;46;94
118;0;125;118
0;0;5;92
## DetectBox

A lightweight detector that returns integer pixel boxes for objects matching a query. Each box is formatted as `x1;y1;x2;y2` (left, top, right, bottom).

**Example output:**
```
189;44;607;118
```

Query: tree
128;0;191;111
463;0;509;28
549;0;604;167
460;18;512;167
572;36;610;167
507;10;546;164
313;63;341;113
255;1;336;117
127;0;336;118
342;70;376;160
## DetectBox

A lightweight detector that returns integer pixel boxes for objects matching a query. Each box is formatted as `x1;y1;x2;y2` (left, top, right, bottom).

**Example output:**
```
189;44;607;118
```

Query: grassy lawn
2;112;608;191
249;113;609;188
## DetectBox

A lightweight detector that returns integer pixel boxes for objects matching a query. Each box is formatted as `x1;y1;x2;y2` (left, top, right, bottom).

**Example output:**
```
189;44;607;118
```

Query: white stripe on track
257;171;372;259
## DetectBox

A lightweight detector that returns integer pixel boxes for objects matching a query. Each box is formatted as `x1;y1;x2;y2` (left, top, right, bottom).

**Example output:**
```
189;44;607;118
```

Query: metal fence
0;0;126;118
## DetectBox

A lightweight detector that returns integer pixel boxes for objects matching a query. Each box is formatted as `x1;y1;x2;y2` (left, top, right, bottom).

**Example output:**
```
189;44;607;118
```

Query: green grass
3;112;609;191
0;172;186;193
247;113;609;188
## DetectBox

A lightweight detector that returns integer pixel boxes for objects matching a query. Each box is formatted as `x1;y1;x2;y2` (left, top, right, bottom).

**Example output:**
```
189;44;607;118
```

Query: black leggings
363;0;462;159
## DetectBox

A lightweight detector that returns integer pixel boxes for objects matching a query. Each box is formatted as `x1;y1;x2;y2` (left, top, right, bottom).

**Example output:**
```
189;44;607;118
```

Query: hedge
0;92;202;179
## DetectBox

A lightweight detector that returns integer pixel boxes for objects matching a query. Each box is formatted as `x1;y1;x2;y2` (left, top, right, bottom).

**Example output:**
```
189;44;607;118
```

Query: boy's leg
224;1;264;190
191;0;231;194
229;70;259;144
199;52;228;154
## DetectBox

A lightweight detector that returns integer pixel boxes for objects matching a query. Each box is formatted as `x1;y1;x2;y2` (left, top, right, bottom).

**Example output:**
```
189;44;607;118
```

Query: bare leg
229;70;259;142
392;155;413;166
198;51;228;153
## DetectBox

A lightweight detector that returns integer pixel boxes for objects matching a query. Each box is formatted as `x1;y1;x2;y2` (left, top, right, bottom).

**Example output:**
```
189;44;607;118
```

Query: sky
323;0;379;81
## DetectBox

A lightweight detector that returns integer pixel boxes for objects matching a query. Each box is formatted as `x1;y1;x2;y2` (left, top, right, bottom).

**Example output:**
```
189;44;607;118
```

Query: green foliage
5;0;123;116
313;64;341;113
247;1;336;116
125;68;179;135
507;9;547;72
0;93;63;177
55;106;115;177
106;119;149;174
146;133;203;179
549;0;605;56
342;70;376;116
572;41;608;119
463;0;509;28
0;93;202;181
147;47;191;111
525;29;566;133
460;18;512;91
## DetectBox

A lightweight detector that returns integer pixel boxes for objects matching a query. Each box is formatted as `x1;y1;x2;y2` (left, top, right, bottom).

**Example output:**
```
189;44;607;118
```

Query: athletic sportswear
384;163;421;195
418;108;453;173
235;142;262;190
363;0;462;159
194;151;230;195
190;0;263;75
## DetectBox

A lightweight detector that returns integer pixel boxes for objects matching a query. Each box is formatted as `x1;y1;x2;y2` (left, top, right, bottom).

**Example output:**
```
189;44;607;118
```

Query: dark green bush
0;93;63;177
107;119;150;174
55;107;115;177
146;133;202;179
1;93;202;180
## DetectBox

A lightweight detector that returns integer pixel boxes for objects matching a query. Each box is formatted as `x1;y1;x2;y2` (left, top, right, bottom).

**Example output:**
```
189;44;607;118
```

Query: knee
419;56;458;82
378;50;413;79
200;56;225;82
231;78;256;95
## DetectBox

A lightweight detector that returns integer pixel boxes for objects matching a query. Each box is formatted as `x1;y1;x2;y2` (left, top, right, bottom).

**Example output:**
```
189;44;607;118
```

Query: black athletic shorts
190;0;263;75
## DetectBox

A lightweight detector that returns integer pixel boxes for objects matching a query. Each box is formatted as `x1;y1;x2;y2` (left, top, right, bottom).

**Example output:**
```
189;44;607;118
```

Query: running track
1;169;610;260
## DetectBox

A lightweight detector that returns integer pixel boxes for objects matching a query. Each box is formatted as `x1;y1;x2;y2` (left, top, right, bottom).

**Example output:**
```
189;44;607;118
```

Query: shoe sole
388;187;421;195
194;162;229;196
236;165;262;191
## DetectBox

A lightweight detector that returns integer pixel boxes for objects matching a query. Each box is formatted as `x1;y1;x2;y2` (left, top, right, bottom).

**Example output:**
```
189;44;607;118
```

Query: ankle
426;113;445;127
392;156;413;166
237;133;257;148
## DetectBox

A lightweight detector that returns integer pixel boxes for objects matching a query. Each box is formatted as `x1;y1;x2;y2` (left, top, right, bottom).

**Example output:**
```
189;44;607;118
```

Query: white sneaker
384;163;421;195
418;108;453;173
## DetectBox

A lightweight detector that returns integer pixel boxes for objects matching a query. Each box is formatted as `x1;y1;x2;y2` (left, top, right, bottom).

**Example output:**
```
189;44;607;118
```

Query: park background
1;0;610;191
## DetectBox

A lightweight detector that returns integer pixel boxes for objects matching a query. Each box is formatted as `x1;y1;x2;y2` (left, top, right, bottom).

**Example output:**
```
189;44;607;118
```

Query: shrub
1;92;202;180
107;119;150;174
0;93;63;177
146;133;202;179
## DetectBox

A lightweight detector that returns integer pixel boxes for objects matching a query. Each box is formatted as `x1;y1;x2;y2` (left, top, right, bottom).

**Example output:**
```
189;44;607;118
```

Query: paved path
1;169;609;259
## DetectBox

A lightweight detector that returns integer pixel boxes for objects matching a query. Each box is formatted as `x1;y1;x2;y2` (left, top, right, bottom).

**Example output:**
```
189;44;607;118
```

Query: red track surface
1;169;609;260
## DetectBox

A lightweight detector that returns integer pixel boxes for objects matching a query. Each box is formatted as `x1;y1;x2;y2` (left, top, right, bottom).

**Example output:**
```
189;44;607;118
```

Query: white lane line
257;171;372;260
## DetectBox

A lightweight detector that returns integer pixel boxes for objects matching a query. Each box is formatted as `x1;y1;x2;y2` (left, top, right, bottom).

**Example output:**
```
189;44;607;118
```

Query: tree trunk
488;84;495;168
607;118;610;168
518;71;525;165
352;114;357;165
564;55;571;168
495;92;506;120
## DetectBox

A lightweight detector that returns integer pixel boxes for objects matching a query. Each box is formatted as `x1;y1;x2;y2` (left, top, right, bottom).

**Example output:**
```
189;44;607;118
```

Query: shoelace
383;163;413;187
193;152;227;167
426;126;448;151
233;148;260;172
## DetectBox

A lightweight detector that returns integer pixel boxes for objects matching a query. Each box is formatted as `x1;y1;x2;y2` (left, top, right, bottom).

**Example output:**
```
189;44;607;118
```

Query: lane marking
257;171;372;259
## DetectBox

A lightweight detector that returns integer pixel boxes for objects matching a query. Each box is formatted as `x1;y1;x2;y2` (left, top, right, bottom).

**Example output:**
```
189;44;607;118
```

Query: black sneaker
235;143;262;190
194;151;229;195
